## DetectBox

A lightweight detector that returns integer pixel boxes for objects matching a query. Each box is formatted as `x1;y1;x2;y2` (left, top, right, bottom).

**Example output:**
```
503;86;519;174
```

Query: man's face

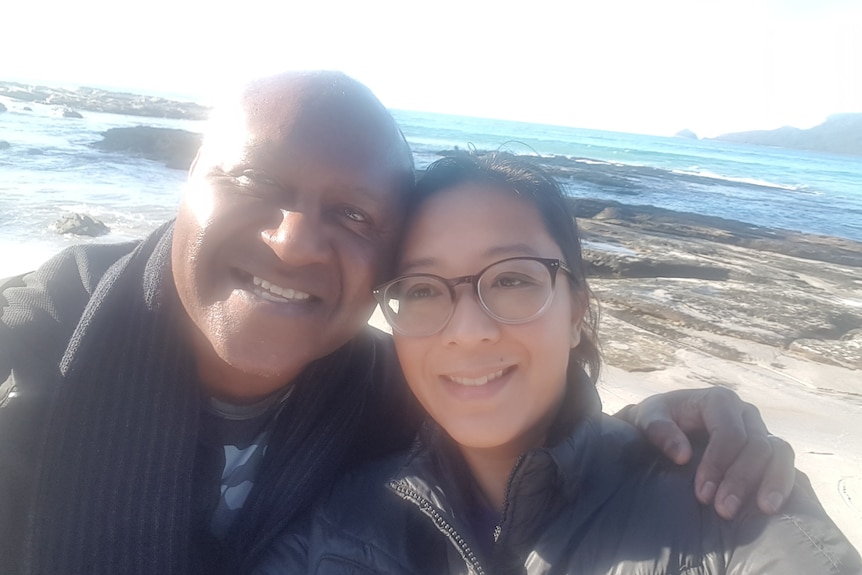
172;74;412;401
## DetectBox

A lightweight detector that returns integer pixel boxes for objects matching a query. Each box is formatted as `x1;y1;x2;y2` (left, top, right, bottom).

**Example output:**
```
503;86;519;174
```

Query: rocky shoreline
0;81;209;120
568;197;862;374
562;202;862;550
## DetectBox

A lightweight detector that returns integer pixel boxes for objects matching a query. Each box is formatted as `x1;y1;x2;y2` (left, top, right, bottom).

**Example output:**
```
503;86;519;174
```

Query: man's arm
0;242;138;573
618;387;796;519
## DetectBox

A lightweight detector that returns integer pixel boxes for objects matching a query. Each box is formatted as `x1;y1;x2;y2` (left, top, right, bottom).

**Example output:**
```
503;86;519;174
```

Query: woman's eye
406;284;439;299
493;274;535;288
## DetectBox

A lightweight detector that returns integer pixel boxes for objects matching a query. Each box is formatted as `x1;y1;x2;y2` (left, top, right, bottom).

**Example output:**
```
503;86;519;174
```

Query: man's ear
570;289;588;349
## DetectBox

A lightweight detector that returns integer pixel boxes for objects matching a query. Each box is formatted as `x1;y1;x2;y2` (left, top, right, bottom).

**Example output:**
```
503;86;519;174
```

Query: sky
2;0;860;137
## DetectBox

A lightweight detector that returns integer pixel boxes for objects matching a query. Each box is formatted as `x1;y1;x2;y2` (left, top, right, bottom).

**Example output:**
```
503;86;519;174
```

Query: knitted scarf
23;223;377;574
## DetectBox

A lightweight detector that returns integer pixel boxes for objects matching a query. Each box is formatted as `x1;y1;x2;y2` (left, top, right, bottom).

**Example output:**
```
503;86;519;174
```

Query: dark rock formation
0;102;6;113
0;81;210;120
568;197;862;269
674;128;698;139
0;141;10;150
713;113;862;157
561;195;862;371
54;213;110;237
92;126;203;170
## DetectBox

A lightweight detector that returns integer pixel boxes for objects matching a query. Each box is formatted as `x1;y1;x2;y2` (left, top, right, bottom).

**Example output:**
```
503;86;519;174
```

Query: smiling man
0;71;794;575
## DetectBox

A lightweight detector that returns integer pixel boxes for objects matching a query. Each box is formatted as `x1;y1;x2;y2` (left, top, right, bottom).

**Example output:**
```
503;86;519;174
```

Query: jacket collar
388;367;633;560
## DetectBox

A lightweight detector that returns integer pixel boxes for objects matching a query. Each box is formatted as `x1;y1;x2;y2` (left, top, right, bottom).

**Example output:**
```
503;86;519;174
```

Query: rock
23;106;32;111
0;102;6;113
53;213;110;237
58;106;83;118
92;126;203;170
568;197;862;269
674;128;698;139
594;207;625;220
0;141;10;150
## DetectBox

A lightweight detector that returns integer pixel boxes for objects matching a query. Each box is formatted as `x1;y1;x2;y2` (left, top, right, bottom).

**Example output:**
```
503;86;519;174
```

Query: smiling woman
256;152;861;575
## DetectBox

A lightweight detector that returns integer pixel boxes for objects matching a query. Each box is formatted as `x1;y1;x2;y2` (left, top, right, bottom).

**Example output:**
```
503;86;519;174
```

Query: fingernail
722;494;741;518
699;481;717;502
764;492;784;514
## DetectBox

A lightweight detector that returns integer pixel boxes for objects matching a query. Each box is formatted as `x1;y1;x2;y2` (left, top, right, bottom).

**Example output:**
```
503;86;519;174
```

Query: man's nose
441;288;501;347
261;208;329;266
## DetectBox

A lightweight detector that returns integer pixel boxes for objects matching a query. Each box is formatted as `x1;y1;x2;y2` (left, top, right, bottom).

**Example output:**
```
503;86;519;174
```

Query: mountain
712;113;862;157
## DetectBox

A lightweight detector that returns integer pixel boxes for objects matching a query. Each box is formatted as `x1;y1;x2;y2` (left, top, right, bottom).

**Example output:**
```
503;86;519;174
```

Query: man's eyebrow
399;244;542;274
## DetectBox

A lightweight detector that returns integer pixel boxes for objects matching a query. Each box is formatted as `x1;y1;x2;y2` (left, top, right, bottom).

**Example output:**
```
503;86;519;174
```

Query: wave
669;168;816;194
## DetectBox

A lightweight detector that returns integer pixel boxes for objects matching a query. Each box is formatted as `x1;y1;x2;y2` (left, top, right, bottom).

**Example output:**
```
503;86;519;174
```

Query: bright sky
2;0;860;137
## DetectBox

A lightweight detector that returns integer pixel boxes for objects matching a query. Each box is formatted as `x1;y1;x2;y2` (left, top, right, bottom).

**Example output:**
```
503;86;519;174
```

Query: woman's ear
569;289;588;349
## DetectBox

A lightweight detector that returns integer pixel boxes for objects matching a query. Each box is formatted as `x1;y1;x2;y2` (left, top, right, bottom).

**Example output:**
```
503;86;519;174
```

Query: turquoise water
1;99;860;277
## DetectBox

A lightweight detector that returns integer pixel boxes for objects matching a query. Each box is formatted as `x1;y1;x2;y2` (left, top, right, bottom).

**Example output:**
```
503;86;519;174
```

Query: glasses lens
477;259;554;322
382;275;451;336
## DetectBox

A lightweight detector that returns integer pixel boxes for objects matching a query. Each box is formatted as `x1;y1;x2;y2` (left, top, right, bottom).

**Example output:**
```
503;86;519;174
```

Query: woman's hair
407;151;602;381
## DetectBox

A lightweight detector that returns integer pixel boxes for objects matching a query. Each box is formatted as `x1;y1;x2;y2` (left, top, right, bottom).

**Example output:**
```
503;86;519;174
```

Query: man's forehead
205;72;411;168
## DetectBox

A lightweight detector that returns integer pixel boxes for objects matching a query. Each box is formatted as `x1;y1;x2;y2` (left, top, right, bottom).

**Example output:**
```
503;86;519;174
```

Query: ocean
2;98;861;278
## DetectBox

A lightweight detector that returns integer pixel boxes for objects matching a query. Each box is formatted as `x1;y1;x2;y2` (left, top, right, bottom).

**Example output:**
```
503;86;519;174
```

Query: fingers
642;417;693;465
693;388;749;507
620;392;695;465
756;436;796;514
709;409;772;519
627;386;797;519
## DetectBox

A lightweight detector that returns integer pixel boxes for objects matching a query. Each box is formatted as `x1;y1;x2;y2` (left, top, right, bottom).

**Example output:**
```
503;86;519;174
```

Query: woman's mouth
445;366;513;387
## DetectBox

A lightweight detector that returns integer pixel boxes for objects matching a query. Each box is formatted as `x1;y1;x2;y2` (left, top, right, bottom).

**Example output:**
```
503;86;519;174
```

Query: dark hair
407;151;602;381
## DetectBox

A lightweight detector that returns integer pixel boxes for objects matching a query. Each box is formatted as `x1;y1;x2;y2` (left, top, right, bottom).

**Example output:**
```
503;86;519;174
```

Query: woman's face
393;183;584;456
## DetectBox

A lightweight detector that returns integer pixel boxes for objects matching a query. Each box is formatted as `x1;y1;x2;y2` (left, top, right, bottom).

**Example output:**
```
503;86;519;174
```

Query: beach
2;88;860;552
370;195;862;550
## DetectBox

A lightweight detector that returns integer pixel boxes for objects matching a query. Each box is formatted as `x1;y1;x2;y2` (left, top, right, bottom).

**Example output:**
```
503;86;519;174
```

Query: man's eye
231;169;278;187
341;207;368;223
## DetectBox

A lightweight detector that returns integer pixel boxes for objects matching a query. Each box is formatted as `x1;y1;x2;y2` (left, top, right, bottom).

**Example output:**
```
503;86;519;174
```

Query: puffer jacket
257;374;862;575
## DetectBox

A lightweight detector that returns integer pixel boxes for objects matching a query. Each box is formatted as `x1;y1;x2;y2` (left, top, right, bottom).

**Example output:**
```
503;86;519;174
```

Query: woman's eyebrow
482;243;542;259
398;256;439;274
398;244;543;274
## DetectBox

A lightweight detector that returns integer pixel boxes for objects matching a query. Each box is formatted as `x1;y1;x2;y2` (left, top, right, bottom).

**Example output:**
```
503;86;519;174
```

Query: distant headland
0;81;210;120
677;114;862;157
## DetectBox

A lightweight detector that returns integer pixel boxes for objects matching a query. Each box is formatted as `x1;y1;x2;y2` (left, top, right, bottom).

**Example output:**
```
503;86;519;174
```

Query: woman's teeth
449;369;506;387
252;276;311;302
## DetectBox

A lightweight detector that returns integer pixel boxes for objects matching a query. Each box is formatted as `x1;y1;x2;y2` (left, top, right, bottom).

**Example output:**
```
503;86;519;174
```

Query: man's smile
252;275;312;302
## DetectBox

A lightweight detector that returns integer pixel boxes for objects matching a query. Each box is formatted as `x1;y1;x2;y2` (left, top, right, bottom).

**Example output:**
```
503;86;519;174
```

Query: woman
258;153;860;574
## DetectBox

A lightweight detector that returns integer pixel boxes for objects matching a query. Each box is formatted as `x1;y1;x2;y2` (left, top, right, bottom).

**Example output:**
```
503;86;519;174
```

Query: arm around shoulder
724;471;862;575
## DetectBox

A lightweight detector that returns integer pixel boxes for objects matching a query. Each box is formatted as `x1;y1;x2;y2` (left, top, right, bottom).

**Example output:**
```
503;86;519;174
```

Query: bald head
173;71;416;401
198;71;414;181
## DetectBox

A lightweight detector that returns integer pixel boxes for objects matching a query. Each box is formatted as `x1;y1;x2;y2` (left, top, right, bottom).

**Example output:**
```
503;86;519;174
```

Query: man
0;72;793;574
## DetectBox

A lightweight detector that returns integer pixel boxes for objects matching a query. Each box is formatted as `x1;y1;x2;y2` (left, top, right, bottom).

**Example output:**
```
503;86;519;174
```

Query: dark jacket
0;224;420;575
257;374;862;575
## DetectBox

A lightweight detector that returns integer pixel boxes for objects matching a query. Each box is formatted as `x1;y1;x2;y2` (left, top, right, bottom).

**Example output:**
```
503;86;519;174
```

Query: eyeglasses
373;256;572;337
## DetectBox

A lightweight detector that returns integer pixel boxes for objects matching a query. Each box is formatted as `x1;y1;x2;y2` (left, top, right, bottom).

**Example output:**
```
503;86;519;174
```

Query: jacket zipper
389;481;486;575
493;452;530;547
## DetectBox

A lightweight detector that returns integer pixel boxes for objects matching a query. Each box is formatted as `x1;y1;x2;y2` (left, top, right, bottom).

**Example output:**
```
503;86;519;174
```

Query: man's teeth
449;369;506;387
252;276;311;301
